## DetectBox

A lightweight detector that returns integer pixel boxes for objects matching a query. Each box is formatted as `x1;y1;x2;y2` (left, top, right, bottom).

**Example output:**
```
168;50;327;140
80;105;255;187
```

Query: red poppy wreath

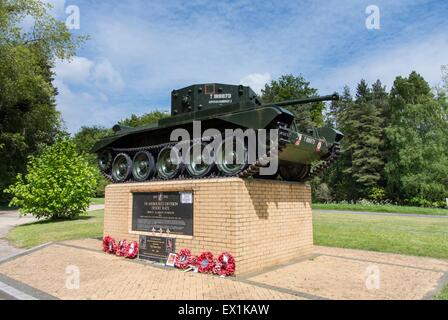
175;248;193;269
125;241;139;259
102;236;116;254
196;251;215;273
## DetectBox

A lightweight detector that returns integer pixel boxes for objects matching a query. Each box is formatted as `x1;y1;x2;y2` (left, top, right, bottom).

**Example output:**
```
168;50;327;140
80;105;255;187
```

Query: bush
5;140;97;219
369;186;386;202
407;196;446;208
311;178;333;203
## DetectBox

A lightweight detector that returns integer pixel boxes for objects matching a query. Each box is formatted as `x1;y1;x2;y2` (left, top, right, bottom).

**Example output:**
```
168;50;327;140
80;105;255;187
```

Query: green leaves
118;111;169;127
384;72;448;206
320;71;447;207
0;0;86;203
261;74;325;128
5;140;97;219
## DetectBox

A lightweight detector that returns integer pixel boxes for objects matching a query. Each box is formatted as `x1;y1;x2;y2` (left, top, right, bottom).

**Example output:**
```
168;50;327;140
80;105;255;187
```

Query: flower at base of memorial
216;252;235;276
102;236;116;254
175;248;193;269
125;241;139;259
115;240;128;257
196;251;215;273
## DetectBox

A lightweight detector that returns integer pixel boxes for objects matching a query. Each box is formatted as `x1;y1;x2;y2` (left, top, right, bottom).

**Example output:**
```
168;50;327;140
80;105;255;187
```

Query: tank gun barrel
262;93;340;108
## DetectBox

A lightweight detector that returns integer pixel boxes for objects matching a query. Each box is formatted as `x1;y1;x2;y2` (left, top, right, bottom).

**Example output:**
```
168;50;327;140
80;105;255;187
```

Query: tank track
302;142;341;181
100;124;340;183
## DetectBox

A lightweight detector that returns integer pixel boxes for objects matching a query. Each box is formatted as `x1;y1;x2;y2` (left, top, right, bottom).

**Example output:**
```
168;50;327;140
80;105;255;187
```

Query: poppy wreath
125;241;139;259
196;251;215;273
115;240;128;257
175;248;193;269
216;252;235;276
102;236;116;254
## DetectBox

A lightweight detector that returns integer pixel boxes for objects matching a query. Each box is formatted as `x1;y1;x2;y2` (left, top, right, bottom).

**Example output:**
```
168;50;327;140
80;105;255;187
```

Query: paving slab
0;239;446;300
249;248;447;300
0;241;303;300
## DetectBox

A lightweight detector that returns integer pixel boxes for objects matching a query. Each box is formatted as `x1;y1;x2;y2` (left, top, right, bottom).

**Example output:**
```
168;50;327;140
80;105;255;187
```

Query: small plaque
132;192;194;236
180;192;193;204
139;235;176;263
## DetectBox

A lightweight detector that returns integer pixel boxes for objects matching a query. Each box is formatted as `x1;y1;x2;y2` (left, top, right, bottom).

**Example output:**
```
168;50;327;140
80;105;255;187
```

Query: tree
72;126;112;197
385;71;448;206
330;80;386;200
0;0;86;203
321;86;357;201
119;111;169;127
5;140;97;219
261;74;325;128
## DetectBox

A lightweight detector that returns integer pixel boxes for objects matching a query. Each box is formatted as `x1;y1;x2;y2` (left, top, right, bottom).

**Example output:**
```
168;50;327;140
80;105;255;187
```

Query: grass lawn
7;210;104;249
90;197;105;205
434;284;448;300
313;203;448;216
313;212;448;259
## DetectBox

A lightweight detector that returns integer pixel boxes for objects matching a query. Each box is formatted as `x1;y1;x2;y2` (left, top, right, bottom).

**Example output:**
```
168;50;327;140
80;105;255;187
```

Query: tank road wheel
279;164;310;181
98;150;113;172
111;153;133;182
185;143;215;178
156;146;183;180
132;151;156;182
216;137;248;176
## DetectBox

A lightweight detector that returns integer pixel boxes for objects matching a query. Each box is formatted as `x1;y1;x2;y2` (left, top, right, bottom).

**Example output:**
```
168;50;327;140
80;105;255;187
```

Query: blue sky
47;0;448;133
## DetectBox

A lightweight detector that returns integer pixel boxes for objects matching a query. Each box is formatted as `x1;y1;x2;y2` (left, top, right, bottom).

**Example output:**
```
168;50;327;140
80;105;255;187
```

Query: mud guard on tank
216;106;295;129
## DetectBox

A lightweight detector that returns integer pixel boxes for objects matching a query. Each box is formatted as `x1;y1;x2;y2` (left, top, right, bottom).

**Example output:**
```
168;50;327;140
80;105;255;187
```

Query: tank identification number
209;93;232;104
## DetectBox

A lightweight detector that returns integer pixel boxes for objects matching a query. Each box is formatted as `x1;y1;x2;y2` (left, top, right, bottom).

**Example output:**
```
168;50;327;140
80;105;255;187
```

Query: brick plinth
104;178;313;275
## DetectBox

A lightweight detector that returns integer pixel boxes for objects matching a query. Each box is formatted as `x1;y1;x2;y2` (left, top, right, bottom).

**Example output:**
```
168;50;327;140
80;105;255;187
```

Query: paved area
0;238;446;300
0;210;36;260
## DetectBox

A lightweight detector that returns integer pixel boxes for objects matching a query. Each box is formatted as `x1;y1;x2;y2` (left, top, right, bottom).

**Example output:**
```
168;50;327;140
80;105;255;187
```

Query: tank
92;83;343;183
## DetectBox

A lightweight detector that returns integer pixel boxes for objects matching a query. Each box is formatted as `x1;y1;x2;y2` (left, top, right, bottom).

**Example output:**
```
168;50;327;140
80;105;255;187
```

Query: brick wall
104;178;313;275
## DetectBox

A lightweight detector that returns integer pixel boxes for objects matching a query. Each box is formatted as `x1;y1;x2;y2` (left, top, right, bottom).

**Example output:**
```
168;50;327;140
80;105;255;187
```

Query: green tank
92;83;343;183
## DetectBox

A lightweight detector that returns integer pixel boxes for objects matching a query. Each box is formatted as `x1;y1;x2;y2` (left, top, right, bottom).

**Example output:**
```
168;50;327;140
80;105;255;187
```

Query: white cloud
91;59;125;91
52;0;447;133
239;73;271;94
55;57;124;90
317;32;448;93
55;57;94;84
53;57;126;133
54;79;124;133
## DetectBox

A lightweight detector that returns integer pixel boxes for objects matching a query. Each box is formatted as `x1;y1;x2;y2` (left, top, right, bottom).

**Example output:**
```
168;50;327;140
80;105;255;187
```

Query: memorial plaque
139;235;176;262
132;192;193;236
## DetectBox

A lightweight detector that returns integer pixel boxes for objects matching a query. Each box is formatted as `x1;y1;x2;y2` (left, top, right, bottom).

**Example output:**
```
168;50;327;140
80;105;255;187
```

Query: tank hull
93;104;342;182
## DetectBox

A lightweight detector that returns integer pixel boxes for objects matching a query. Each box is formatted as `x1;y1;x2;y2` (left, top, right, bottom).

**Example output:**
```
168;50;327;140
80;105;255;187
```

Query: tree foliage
5;140;97;219
261;74;325;128
0;0;85;203
384;72;448;207
118;111;169;127
337;80;386;198
320;71;448;207
72;126;112;197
